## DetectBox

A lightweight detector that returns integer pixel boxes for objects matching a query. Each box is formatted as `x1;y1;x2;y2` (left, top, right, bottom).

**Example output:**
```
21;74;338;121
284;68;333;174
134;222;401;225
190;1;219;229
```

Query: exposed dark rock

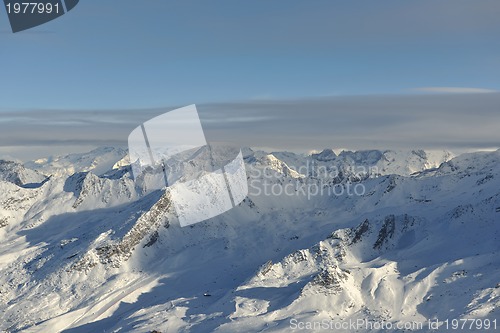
351;219;370;244
260;260;273;276
0;217;9;228
144;231;159;248
374;215;396;249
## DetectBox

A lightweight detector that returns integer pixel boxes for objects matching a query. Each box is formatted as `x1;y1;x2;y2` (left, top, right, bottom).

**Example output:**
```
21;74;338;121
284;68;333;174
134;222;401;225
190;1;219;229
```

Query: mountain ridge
0;147;498;332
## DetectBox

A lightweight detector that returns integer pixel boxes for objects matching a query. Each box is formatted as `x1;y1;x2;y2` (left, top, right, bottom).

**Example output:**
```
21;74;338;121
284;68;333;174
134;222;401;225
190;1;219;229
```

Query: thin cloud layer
0;93;499;160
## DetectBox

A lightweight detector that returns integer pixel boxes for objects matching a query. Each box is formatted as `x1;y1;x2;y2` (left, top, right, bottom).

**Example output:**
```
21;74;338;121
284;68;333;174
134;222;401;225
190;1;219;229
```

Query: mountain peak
312;148;337;161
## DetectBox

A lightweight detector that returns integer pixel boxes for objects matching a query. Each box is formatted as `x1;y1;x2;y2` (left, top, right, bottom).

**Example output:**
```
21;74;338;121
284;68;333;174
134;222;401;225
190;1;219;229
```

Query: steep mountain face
0;148;498;333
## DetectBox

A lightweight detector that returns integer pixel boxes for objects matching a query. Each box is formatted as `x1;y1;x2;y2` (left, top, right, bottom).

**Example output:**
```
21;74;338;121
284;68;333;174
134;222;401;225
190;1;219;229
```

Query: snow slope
0;147;498;332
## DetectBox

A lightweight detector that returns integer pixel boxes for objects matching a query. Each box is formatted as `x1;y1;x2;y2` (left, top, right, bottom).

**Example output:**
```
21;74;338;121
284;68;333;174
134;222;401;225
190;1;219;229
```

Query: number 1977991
6;2;60;14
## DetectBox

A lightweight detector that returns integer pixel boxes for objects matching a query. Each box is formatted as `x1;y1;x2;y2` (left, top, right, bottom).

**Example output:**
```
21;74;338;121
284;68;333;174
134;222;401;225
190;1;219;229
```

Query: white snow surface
0;147;498;332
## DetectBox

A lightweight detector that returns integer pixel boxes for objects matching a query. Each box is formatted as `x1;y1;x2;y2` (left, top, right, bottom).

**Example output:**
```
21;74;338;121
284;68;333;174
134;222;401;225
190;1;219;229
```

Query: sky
0;0;499;159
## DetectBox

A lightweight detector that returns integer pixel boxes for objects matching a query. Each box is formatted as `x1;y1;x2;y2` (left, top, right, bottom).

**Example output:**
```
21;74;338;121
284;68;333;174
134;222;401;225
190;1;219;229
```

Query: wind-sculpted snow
0;147;498;332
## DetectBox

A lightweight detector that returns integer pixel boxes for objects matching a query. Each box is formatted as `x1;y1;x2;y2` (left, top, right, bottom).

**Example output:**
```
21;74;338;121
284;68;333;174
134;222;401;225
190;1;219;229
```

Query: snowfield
0;147;499;332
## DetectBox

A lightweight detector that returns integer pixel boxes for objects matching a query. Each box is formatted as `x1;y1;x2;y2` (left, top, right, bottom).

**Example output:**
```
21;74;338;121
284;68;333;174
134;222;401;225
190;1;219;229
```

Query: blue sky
1;0;499;110
1;1;499;160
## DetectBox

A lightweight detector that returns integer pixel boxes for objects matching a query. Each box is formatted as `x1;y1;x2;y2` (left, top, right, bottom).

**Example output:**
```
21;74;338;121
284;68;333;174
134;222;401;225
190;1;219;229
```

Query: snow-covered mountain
274;149;454;177
24;147;128;177
0;160;47;187
0;147;498;332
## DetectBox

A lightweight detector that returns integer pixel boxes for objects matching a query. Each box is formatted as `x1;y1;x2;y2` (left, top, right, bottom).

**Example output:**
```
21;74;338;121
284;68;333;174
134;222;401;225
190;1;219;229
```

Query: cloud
1;93;499;160
413;87;498;94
